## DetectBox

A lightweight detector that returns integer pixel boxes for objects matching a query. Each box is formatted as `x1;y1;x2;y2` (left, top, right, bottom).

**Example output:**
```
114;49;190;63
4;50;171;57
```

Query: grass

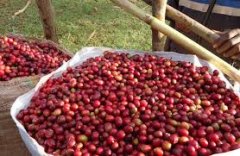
0;0;153;53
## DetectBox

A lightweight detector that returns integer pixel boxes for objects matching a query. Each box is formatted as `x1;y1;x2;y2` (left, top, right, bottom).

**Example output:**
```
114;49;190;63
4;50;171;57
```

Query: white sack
10;47;240;156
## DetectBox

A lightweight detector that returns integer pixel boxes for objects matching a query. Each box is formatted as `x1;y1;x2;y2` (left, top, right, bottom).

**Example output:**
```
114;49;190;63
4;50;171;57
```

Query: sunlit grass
0;0;154;53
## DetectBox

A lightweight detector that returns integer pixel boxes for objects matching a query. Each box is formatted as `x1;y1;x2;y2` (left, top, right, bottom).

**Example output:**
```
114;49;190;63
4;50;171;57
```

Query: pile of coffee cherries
0;36;71;81
17;52;240;156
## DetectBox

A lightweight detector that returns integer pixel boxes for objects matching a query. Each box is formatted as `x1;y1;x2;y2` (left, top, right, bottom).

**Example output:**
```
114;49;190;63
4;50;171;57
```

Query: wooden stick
36;0;58;43
166;5;219;43
12;0;32;18
111;0;240;82
152;0;167;51
142;0;219;43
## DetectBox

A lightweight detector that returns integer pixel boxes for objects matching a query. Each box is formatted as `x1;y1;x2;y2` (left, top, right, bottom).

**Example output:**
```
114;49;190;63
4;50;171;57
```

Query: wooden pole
152;0;167;51
36;0;58;43
166;5;219;43
111;0;240;82
142;0;220;43
12;0;32;18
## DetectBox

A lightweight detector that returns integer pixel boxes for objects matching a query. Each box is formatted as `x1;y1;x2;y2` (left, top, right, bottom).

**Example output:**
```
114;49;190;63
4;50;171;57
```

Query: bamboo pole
110;0;240;82
166;5;219;43
152;0;167;51
36;0;58;43
142;0;220;43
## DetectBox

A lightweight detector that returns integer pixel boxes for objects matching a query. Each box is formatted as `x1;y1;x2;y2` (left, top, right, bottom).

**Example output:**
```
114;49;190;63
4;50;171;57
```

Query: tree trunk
152;0;167;51
36;0;58;43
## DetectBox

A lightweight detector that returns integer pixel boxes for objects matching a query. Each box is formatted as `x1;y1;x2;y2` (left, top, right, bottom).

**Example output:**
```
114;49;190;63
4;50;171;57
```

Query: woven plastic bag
11;47;240;156
0;35;73;156
0;76;40;156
